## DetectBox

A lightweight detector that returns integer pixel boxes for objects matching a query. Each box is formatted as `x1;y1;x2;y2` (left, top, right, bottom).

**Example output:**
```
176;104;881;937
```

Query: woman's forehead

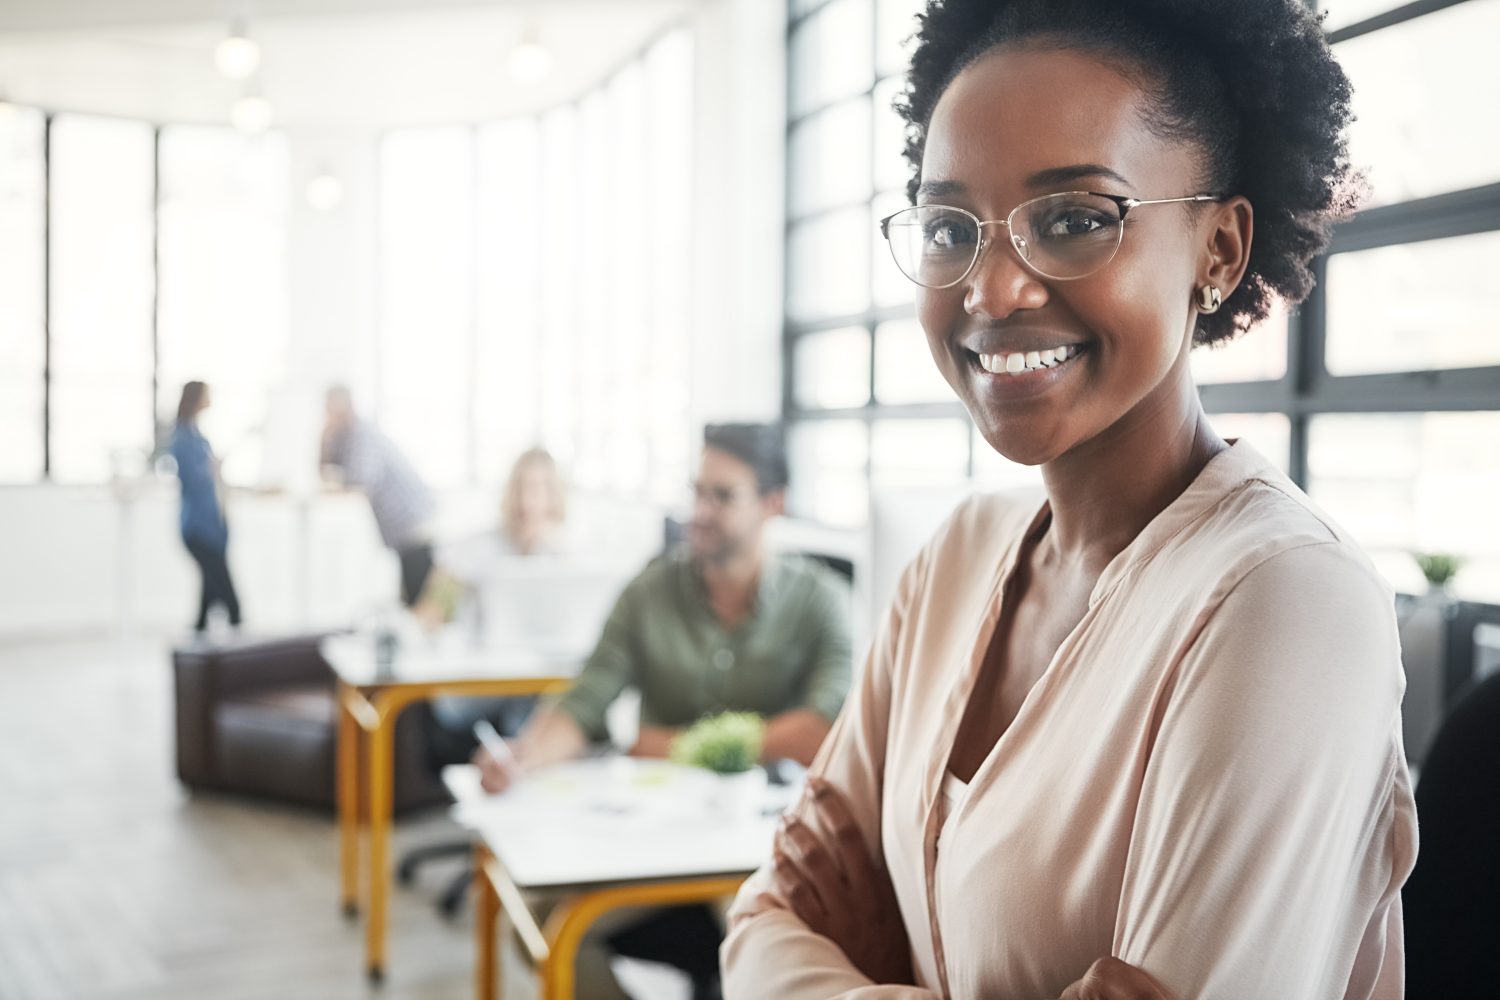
922;45;1194;199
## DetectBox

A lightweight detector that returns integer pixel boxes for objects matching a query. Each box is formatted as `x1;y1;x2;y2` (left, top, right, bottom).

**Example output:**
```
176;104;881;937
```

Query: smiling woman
726;2;1417;999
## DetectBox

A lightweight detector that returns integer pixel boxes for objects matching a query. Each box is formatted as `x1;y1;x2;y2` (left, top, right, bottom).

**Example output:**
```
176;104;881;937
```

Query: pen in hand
473;719;525;789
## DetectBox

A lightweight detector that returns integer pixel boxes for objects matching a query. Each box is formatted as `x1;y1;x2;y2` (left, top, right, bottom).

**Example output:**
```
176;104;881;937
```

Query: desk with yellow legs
322;634;580;983
445;760;791;1000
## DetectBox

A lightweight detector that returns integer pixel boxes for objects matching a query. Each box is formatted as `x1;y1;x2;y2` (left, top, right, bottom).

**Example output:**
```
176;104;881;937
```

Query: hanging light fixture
508;17;553;85
305;171;344;211
231;91;273;134
214;20;262;81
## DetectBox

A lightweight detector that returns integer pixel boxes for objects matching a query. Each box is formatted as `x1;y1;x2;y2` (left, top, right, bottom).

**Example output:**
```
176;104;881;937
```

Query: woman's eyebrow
1024;163;1134;190
917;165;1135;201
916;178;966;199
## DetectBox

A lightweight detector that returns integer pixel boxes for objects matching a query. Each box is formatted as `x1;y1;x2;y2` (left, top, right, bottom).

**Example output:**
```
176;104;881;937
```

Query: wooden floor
0;634;528;1000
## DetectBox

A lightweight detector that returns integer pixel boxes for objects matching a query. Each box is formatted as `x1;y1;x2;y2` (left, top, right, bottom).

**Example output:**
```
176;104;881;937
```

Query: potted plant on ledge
671;712;767;818
1414;553;1463;595
1399;551;1465;763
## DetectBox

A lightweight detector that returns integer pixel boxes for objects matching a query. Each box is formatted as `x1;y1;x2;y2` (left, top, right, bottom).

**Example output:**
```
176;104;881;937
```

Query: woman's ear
1200;195;1253;299
763;488;787;519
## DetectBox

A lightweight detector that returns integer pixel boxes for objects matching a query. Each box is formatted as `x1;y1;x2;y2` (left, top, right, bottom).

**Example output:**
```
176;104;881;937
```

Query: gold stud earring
1197;284;1222;314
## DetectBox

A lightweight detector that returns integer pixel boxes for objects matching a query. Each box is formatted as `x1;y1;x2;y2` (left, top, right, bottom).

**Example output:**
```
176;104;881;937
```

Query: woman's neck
1038;369;1226;577
509;522;555;556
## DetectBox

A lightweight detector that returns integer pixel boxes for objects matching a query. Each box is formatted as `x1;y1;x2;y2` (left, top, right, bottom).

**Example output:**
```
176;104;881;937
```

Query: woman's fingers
771;836;830;930
780;817;842;897
811;777;877;888
1058;957;1174;1000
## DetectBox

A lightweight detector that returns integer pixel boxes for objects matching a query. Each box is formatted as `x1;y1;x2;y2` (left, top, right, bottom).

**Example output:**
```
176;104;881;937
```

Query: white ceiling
0;0;696;130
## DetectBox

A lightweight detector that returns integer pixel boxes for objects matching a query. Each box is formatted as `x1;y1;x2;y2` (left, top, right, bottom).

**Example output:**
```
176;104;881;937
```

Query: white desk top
321;632;584;687
444;759;798;889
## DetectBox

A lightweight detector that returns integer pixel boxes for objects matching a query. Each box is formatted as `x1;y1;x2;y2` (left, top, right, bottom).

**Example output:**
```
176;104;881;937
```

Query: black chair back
1402;670;1500;996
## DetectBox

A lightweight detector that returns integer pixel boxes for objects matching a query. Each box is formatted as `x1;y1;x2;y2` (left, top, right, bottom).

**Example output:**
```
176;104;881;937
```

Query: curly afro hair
895;0;1362;346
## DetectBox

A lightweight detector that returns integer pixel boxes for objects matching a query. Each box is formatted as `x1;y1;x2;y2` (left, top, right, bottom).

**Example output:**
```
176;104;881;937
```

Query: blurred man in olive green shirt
474;422;852;791
472;423;852;1000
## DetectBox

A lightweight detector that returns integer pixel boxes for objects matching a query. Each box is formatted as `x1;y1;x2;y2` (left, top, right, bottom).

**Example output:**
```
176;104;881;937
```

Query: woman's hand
1056;957;1174;1000
770;776;915;986
472;744;525;794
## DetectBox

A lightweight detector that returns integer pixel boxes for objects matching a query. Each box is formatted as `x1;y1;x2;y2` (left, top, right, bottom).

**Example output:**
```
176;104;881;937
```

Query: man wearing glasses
473;422;852;1000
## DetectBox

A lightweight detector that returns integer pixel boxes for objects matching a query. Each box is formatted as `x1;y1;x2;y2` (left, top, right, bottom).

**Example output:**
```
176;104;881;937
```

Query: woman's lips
963;344;1090;399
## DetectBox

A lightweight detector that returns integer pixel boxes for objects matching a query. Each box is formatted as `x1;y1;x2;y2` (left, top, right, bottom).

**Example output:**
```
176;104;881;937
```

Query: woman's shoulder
1133;469;1398;670
1194;470;1390;602
169;423;205;456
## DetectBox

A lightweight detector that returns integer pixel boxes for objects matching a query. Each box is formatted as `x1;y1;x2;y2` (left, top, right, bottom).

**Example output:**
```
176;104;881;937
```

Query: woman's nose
962;230;1049;319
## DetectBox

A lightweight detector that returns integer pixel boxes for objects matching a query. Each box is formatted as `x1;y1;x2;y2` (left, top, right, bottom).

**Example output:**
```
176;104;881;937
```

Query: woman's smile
961;342;1092;402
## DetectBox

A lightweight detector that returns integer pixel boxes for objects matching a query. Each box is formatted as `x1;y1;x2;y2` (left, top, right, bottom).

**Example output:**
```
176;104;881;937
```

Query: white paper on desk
451;758;711;824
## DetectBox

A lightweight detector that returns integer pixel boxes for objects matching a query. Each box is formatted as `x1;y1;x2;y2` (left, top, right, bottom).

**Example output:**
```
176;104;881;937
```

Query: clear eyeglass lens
885;206;981;288
1012;192;1124;278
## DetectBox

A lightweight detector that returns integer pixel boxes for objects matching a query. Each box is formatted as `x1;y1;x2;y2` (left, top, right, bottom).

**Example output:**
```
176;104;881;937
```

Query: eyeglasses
690;481;754;509
879;190;1222;287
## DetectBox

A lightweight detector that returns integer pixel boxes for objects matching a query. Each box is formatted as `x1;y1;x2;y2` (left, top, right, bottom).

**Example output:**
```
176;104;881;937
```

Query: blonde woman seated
420;447;570;755
416;446;569;630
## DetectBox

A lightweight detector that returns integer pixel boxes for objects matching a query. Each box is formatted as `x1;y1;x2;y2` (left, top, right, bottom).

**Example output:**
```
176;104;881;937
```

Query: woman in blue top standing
170;381;241;634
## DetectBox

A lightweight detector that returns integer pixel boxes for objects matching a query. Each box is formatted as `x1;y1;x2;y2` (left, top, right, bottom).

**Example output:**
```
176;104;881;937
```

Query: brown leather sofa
172;633;447;814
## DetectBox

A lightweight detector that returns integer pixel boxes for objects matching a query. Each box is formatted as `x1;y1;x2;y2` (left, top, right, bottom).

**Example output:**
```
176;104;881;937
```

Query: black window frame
782;0;1500;501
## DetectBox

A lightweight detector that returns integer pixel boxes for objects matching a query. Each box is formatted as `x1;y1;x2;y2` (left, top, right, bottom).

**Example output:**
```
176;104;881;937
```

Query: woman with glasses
725;1;1416;998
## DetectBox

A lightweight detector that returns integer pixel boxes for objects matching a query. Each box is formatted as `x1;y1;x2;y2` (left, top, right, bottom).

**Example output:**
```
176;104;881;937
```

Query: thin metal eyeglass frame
878;190;1223;287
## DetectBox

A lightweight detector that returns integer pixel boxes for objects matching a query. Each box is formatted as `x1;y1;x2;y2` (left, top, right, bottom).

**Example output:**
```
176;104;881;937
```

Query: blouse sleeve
722;542;942;999
1113;540;1419;1000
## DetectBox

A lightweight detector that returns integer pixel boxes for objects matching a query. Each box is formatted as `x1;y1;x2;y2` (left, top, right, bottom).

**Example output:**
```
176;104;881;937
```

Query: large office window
47;115;156;484
0;107;46;482
475;118;543;487
641;29;695;501
2;112;292;487
783;0;1500;600
378;27;695;500
158;127;289;485
784;0;976;530
378;126;477;490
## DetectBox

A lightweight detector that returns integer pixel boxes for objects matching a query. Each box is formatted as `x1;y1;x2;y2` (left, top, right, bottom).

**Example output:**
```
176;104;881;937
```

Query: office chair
1402;669;1500;996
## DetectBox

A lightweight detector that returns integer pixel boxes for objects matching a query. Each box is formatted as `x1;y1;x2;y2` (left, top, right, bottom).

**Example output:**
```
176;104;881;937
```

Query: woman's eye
1040;210;1114;238
923;216;976;250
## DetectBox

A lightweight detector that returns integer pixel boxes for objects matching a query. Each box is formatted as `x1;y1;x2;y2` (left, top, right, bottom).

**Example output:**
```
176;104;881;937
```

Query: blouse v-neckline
926;439;1262;819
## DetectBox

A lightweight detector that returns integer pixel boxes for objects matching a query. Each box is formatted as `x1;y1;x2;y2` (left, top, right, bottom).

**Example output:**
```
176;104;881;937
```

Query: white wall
0;484;395;641
0;482;667;642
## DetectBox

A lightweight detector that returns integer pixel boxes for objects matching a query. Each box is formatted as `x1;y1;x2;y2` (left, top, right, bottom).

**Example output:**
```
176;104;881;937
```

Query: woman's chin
975;426;1070;469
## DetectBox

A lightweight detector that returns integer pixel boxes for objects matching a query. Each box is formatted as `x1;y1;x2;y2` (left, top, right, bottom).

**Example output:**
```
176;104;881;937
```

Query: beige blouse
724;441;1418;1000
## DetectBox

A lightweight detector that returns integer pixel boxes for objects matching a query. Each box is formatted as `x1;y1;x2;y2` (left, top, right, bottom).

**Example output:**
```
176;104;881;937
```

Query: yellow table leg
475;843;499;1000
365;699;395;983
541;877;747;1000
337;685;360;919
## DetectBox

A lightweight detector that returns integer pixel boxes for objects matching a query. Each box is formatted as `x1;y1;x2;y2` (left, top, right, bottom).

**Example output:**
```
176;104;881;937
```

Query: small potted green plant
1413;552;1463;593
1399;552;1465;757
671;712;767;817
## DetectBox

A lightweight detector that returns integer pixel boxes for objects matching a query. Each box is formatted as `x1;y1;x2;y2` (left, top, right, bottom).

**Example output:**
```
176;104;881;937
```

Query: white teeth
978;345;1080;375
